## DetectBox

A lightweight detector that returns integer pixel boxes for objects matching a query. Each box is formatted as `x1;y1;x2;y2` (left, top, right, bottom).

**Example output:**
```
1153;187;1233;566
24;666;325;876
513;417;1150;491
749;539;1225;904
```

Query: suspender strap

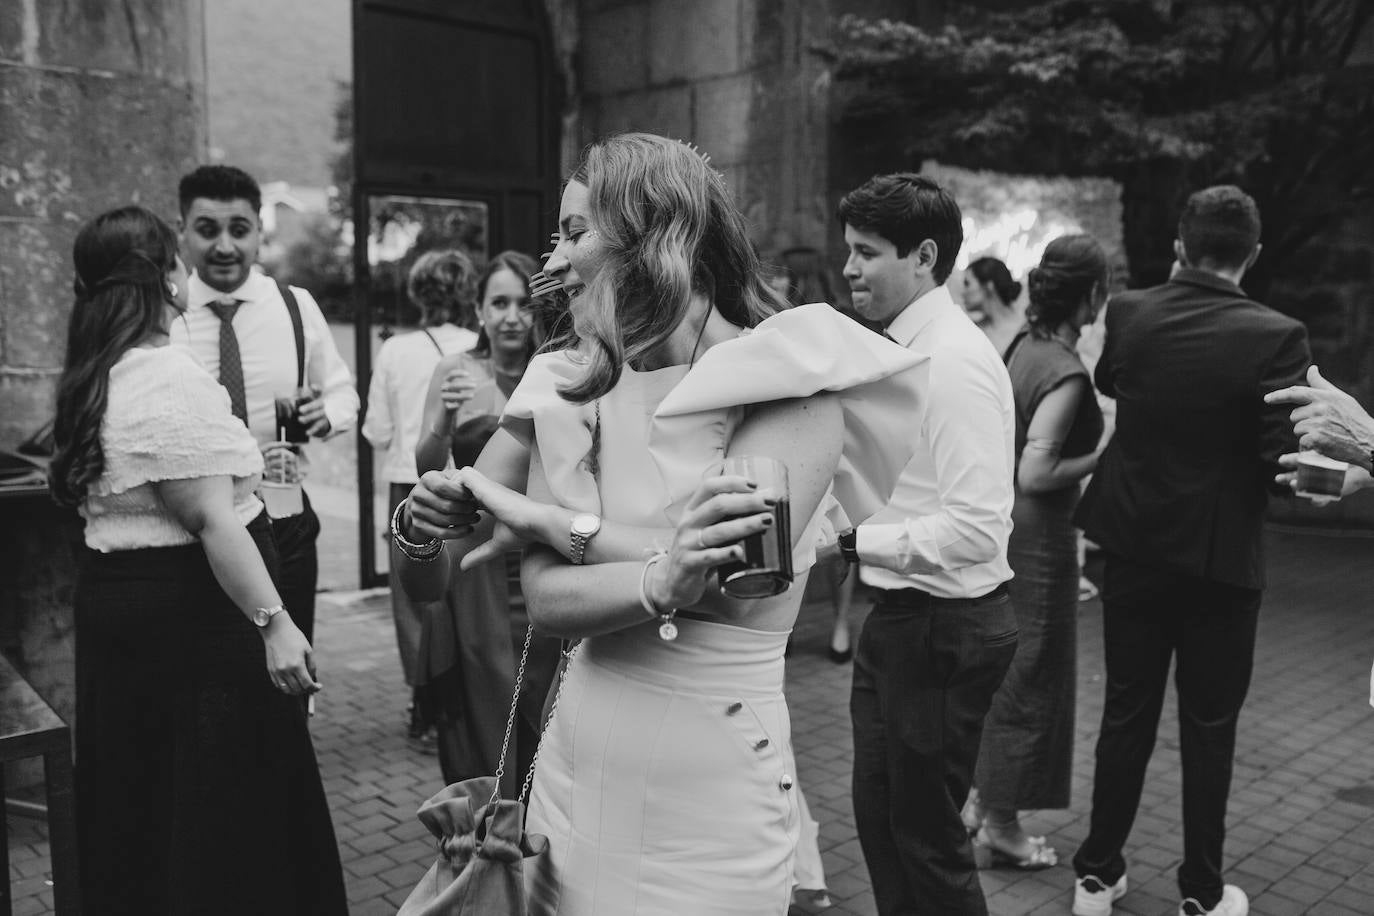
278;282;305;388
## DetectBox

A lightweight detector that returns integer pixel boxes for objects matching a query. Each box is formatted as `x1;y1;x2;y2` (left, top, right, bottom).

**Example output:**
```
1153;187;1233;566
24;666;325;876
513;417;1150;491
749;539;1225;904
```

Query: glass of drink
710;455;793;599
1295;451;1348;500
260;443;304;518
273;387;316;444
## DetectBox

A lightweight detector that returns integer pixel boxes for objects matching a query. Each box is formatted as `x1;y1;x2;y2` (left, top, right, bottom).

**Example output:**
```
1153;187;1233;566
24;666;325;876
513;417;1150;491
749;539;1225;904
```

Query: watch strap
838;529;859;565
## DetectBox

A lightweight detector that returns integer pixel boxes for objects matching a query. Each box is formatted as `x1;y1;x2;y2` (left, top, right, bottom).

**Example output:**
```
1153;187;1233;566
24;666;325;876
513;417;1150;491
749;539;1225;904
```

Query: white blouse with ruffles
80;346;265;552
500;302;931;571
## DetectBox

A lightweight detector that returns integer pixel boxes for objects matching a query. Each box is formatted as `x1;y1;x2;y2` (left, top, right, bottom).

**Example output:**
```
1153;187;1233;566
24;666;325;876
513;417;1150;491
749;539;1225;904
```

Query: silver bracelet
638;551;678;642
390;498;443;562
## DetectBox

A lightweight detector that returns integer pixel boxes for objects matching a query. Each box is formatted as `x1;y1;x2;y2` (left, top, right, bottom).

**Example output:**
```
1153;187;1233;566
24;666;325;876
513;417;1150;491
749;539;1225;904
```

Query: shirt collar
1168;267;1247;298
187;269;270;309
883;284;956;347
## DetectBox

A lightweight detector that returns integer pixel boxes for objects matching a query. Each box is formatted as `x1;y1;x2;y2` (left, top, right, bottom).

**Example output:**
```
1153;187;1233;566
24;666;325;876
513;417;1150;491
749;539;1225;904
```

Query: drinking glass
710;455;793;599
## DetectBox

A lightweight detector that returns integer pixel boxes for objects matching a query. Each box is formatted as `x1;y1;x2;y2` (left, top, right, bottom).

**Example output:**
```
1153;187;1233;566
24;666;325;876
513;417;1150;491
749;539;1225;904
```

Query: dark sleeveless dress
974;327;1103;810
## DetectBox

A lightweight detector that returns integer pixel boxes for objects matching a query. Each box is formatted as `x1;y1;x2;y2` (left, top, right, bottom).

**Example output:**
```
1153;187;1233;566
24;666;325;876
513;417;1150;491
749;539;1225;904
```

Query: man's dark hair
1177;185;1261;271
837;173;963;284
178;164;262;217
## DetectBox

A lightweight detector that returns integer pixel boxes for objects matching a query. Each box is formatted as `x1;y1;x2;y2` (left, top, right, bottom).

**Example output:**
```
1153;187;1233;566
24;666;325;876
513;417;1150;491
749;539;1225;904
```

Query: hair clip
528;272;564;299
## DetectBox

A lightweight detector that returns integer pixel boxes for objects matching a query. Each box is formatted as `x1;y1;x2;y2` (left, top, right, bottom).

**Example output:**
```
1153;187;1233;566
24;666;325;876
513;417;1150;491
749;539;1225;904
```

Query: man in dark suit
1070;186;1309;916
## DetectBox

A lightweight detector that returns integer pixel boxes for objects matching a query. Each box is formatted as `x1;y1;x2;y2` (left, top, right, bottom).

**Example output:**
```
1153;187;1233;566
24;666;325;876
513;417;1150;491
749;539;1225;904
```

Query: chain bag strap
485;624;582;808
486;396;597;808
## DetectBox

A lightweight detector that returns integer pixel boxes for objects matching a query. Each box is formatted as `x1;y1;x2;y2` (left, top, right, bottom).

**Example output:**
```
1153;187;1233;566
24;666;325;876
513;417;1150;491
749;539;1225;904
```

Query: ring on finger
696;530;708;550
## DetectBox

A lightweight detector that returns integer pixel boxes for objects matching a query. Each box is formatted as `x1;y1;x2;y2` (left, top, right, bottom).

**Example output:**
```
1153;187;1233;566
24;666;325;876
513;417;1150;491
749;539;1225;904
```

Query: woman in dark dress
410;249;559;789
50;206;347;914
970;234;1109;868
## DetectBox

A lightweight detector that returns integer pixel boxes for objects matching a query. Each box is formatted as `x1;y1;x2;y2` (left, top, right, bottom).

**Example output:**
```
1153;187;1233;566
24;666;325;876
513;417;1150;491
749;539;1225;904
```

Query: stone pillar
0;0;207;784
572;0;832;254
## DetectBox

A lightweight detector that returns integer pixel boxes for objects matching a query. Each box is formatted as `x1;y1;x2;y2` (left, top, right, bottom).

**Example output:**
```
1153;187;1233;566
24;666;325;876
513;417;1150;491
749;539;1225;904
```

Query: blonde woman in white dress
397;133;927;915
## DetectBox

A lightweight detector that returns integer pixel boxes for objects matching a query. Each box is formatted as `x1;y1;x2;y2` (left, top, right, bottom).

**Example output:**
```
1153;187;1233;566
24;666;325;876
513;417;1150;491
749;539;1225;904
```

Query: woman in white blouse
49;206;347;915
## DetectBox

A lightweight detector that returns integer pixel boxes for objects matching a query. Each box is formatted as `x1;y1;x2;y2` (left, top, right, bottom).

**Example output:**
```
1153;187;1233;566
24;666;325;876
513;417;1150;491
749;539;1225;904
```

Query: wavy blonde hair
561;133;784;403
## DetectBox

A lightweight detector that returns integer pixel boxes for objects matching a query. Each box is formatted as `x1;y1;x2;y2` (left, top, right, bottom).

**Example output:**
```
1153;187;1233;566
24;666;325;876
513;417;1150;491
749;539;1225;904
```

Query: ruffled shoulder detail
655;303;929;527
500;350;600;514
93;348;264;496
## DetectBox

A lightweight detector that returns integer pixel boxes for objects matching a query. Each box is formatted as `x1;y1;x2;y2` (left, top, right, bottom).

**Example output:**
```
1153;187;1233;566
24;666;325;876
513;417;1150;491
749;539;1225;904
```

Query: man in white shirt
171;165;359;646
836;173;1017;916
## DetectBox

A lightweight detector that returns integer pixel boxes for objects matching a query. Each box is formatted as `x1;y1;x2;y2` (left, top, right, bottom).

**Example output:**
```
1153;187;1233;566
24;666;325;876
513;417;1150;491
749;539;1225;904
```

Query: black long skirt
73;513;348;915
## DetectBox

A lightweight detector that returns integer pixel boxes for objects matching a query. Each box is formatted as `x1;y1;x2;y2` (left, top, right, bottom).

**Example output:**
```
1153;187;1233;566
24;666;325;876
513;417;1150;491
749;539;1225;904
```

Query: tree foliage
824;0;1374;284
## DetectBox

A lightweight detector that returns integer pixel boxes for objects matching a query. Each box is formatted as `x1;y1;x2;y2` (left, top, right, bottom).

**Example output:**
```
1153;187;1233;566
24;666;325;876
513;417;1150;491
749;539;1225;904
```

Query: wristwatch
838;529;859;565
569;513;602;565
253;604;286;628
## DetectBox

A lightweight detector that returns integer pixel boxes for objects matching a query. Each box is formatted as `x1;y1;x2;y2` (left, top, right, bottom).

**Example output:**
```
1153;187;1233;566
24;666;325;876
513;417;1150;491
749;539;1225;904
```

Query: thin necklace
688;305;711;367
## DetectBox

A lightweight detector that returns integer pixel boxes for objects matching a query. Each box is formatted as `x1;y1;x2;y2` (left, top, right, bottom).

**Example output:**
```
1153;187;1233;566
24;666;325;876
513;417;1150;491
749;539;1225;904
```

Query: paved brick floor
7;527;1374;915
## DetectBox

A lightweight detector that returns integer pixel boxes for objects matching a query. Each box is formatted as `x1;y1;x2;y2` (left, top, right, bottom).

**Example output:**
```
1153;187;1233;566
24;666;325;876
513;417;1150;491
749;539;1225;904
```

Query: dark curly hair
51;206;182;507
178;164;262;216
967;257;1022;306
1025;234;1108;339
406;249;478;329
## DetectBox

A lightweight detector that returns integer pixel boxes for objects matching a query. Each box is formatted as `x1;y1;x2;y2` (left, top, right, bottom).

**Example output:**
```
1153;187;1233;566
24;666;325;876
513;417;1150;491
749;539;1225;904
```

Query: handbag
398;626;579;916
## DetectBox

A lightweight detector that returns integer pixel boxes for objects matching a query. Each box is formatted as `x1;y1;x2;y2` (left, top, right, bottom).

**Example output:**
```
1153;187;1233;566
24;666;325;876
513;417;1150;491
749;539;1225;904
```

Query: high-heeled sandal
971;826;1059;870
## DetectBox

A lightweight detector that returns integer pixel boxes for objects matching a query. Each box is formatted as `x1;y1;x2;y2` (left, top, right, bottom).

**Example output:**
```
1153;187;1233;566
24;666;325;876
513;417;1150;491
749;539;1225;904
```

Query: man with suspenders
172;165;359;648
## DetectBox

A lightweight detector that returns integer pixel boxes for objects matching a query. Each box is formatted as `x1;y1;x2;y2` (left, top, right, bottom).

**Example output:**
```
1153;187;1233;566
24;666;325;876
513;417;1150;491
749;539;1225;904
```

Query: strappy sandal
971;826;1059;870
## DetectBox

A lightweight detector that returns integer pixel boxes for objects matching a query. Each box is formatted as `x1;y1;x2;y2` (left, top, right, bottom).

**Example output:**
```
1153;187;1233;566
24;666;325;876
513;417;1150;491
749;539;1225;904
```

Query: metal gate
351;0;561;586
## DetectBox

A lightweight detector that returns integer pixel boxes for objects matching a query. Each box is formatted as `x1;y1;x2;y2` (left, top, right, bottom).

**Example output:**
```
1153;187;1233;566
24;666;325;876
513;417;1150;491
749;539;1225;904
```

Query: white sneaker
1073;873;1128;916
1180;885;1249;916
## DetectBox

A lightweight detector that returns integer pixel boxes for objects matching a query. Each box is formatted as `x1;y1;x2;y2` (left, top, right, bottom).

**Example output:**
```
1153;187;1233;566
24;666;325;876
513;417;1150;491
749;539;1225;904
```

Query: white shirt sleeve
361;338;395;449
294;285;360;436
856;345;1014;575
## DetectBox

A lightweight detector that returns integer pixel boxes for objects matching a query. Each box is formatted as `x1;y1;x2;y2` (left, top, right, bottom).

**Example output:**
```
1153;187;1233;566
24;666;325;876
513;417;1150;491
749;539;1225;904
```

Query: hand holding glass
710;456;793;598
260;443;304;519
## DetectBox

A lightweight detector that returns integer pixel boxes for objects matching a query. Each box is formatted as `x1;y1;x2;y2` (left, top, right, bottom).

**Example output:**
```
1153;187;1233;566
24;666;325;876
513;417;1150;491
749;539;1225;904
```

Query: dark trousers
269;488;322;643
851;584;1018;916
1073;553;1261;909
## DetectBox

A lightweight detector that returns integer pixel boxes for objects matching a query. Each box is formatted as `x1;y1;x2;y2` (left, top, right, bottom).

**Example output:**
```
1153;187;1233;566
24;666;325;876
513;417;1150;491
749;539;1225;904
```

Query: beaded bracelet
638;551;679;642
390;499;444;563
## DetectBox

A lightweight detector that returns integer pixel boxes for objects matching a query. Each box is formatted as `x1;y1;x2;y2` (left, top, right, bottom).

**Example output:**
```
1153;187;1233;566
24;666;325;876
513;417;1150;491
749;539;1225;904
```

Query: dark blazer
1075;268;1309;590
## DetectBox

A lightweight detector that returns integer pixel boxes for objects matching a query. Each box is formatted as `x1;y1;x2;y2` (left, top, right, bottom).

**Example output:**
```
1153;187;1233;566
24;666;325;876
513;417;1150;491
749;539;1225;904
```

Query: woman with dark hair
393;133;925;913
962;255;1025;357
51;205;346;914
363;248;479;748
409;248;556;787
968;233;1108;869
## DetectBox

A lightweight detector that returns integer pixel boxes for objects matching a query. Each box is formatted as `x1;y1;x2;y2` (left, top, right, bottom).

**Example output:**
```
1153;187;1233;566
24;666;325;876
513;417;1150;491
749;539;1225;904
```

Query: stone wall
0;0;207;450
572;0;833;255
0;0;207;783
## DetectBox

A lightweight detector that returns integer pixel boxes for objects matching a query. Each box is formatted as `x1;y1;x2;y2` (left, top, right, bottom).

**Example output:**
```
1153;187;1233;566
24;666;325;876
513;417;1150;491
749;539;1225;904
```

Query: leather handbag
398;627;578;916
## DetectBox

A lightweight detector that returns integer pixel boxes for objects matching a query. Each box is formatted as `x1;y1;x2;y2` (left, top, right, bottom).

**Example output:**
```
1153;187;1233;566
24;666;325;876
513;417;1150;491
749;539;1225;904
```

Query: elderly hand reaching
1265;366;1374;472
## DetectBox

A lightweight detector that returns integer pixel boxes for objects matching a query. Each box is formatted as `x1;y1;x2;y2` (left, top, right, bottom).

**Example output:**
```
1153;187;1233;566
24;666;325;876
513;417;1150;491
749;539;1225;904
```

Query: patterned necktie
207;298;248;425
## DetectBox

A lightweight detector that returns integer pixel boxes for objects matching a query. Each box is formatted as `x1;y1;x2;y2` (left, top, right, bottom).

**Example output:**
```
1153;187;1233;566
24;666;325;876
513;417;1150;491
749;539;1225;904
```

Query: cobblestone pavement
7;527;1374;915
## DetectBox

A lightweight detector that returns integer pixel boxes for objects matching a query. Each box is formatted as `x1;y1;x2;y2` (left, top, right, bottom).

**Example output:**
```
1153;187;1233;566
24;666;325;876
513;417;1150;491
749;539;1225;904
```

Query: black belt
871;581;1009;610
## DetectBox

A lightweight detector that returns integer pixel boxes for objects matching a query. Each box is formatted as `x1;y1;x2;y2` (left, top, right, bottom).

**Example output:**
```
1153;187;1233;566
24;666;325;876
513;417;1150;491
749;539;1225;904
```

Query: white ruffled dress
501;304;927;915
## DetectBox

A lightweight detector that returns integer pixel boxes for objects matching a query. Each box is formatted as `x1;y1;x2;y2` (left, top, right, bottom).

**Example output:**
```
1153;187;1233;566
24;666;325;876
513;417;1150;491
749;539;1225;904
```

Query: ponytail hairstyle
1025;234;1108;340
560;132;785;403
966;256;1022;307
50;206;182;507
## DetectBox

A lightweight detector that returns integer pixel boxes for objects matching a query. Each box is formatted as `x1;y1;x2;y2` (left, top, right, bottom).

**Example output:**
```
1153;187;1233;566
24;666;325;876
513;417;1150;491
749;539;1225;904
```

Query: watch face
572;513;600;537
253;608;270;627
